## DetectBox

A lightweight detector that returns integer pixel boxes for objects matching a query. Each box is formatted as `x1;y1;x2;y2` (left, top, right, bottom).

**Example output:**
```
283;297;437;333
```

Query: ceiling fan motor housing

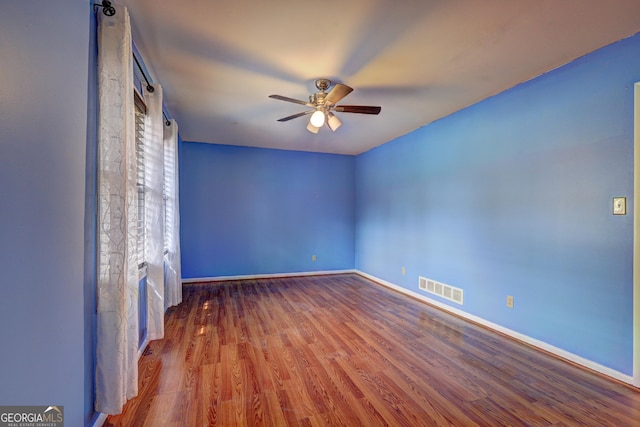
310;92;327;106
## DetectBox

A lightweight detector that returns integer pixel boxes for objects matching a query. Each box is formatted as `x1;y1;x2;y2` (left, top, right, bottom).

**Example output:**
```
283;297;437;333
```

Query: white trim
356;270;635;385
633;82;640;387
137;336;149;360
182;269;356;284
90;412;107;427
137;263;148;281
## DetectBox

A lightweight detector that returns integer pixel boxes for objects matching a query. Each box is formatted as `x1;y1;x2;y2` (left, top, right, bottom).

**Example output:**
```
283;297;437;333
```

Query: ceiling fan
269;79;381;133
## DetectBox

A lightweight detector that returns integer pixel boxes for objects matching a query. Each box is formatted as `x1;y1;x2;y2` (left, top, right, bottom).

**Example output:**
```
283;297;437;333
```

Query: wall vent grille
418;276;463;305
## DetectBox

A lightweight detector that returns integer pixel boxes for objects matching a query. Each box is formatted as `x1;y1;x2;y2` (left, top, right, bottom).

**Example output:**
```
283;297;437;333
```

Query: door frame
633;82;639;387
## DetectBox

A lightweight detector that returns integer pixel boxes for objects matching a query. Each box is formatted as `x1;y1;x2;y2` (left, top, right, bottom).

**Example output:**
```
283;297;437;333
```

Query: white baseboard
90;412;107;427
138;336;149;360
355;270;635;386
182;269;356;284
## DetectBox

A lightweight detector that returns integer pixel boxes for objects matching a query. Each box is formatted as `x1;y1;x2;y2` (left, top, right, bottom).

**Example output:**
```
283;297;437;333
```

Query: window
163;127;174;254
134;89;147;268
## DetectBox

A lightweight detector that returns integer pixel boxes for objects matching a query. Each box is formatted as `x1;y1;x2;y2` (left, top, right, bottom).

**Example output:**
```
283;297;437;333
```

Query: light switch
613;197;626;215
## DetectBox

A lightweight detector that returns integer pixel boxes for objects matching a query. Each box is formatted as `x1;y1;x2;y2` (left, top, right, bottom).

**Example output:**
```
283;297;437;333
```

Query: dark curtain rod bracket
95;0;116;16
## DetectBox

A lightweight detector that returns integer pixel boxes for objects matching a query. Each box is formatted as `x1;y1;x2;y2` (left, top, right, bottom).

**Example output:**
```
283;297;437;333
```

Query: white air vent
427;280;435;293
418;276;464;305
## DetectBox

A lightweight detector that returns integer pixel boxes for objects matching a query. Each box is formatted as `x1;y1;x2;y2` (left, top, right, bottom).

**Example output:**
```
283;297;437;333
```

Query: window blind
134;90;147;268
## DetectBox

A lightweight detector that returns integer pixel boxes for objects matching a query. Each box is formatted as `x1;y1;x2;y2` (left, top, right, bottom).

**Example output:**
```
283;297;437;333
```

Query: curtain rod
133;53;171;126
96;0;171;126
133;55;171;126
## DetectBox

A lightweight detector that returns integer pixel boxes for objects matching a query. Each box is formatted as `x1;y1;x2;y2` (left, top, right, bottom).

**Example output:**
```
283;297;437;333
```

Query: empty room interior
3;1;640;426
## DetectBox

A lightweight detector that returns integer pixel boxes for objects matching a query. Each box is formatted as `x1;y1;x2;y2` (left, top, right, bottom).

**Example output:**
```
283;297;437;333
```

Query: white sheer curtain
143;84;165;341
95;6;139;414
164;120;183;308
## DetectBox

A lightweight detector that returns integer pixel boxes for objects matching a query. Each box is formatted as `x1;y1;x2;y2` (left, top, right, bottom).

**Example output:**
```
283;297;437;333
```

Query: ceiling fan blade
277;110;312;122
324;83;353;105
269;94;313;107
334;105;381;115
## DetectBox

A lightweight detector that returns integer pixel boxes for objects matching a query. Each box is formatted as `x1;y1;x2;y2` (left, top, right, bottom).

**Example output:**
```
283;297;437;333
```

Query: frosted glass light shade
307;121;320;133
310;110;325;127
327;113;342;131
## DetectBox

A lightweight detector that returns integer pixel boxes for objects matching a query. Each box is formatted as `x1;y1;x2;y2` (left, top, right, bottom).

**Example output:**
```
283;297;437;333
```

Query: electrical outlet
401;266;406;275
311;255;316;262
506;295;514;308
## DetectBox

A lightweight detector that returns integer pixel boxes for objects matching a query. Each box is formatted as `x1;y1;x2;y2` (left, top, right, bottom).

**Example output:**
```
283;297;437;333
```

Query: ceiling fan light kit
310;110;326;127
327;112;342;131
269;79;381;134
306;121;320;134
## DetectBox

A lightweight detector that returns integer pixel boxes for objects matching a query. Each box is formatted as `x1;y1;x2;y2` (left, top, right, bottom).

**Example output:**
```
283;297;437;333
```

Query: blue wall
180;143;355;278
0;1;93;425
355;34;639;375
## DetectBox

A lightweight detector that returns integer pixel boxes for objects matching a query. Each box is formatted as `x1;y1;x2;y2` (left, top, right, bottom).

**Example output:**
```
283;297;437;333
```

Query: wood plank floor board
348;321;484;406
281;381;316;420
106;274;640;426
330;356;416;426
195;363;220;425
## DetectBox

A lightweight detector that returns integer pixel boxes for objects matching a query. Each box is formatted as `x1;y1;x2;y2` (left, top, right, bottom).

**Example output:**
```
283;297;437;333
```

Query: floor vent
419;276;463;305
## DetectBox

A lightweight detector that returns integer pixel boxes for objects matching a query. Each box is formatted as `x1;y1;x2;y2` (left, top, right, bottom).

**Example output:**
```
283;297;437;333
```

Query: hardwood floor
105;274;640;426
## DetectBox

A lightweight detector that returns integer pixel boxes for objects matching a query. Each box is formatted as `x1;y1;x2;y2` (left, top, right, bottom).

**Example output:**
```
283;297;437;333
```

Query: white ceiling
124;0;640;155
